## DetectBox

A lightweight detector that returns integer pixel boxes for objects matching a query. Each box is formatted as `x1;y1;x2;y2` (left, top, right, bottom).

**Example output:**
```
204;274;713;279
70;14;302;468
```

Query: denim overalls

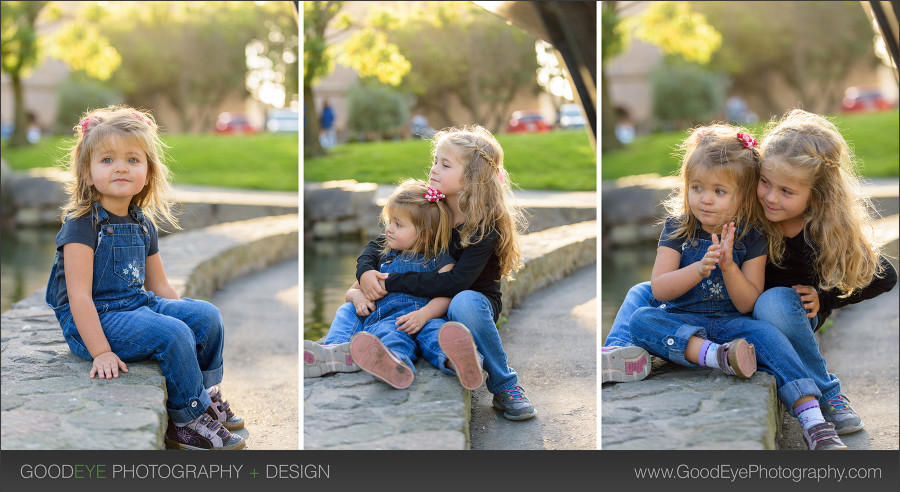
629;225;821;407
45;203;225;423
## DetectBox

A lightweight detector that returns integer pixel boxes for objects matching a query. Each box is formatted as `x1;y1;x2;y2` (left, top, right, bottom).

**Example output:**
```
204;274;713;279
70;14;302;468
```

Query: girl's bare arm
649;246;704;301
144;252;179;299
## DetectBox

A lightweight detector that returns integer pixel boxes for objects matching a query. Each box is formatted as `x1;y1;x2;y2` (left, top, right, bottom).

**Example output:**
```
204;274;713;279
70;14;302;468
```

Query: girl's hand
792;285;820;318
90;351;128;379
395;310;430;334
716;222;736;272
349;290;376;316
359;270;389;301
697;241;721;278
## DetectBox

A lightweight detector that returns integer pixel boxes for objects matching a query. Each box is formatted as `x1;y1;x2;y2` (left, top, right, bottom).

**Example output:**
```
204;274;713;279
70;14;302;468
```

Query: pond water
1;227;58;313
302;237;370;342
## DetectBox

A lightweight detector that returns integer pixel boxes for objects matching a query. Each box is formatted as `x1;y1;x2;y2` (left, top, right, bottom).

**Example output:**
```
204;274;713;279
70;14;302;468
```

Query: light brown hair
60;105;178;229
431;125;526;279
380;179;452;259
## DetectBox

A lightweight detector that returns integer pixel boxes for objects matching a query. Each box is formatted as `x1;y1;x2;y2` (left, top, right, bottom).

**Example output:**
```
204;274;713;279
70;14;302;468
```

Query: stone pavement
0;213;299;450
601;176;899;450
470;262;597;450
303;220;597;450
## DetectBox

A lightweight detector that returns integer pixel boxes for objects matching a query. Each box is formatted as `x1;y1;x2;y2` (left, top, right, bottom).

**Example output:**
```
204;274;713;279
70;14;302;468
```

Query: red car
506;111;551;133
841;86;896;113
214;112;257;134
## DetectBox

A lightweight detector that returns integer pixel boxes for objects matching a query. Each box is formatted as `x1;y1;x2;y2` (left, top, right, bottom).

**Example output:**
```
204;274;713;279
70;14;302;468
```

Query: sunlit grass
601;110;899;180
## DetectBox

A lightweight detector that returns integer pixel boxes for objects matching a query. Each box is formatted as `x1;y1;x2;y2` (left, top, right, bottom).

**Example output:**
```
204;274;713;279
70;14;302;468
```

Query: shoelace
506;387;524;400
827;396;848;411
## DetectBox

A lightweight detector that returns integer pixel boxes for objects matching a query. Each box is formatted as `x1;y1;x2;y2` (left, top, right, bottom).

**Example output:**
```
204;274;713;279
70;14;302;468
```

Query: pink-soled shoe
721;338;757;379
349;332;414;389
438;322;484;390
601;345;651;383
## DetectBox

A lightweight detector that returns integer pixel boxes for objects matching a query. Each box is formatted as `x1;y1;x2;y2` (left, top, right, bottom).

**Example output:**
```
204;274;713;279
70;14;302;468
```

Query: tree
601;1;722;151
1;1;49;147
364;3;540;132
303;1;410;157
52;2;296;133
694;1;874;116
304;1;344;158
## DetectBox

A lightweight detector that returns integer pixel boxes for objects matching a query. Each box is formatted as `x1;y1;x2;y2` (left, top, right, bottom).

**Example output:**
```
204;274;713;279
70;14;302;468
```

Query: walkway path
212;257;299;450
470;263;596;450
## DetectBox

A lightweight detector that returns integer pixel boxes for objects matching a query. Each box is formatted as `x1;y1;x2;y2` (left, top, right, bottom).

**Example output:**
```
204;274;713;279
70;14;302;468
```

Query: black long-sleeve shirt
764;226;897;330
356;226;503;322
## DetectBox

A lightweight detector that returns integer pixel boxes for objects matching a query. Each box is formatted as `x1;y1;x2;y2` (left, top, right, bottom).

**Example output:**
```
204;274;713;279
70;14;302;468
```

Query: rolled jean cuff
778;377;822;411
201;365;224;389
666;324;704;367
168;390;213;424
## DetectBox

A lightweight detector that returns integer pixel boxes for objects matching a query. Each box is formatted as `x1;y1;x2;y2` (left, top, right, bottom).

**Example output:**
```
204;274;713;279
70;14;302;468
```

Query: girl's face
385;209;418;251
687;168;739;234
429;143;465;197
88;134;150;209
757;157;812;235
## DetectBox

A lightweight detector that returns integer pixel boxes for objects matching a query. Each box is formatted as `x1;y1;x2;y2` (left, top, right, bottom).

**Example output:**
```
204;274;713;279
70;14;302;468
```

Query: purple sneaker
164;414;245;450
803;421;848;450
207;387;244;431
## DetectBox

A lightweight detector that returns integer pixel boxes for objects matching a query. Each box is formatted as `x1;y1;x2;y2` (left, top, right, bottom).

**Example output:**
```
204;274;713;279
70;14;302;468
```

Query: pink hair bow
423;187;445;202
737;133;757;149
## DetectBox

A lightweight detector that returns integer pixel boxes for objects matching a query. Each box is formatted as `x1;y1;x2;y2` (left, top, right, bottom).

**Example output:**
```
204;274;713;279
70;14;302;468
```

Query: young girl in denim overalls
45;106;244;450
607;125;848;450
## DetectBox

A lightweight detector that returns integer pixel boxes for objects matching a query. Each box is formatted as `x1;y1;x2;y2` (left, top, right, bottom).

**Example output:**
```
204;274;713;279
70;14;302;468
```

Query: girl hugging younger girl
306;125;536;421
45;106;244;450
606;124;850;450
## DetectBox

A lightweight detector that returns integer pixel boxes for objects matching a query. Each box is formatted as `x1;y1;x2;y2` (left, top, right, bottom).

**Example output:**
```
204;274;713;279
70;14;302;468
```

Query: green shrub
55;73;125;135
346;82;412;140
650;59;728;130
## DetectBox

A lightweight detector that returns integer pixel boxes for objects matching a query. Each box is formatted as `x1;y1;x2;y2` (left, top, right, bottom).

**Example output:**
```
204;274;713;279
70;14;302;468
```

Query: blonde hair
758;109;882;295
431;125;526;280
662;123;761;243
380;179;452;259
60;105;178;229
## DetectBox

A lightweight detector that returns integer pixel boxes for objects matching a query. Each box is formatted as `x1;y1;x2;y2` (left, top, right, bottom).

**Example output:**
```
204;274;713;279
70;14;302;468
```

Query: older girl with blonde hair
753;109;897;436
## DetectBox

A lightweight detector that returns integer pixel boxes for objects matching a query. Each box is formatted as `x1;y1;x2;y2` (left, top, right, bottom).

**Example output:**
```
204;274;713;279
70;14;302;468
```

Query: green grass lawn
304;129;597;191
1;133;299;191
601;110;899;180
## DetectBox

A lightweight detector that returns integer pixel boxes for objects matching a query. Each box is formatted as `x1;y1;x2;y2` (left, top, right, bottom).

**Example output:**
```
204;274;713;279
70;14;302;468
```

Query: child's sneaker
164;414;246;450
718;338;757;379
822;394;865;435
207;386;244;431
492;385;537;421
803;421;848;450
349;332;414;389
304;339;359;377
437;321;484;390
601;345;651;383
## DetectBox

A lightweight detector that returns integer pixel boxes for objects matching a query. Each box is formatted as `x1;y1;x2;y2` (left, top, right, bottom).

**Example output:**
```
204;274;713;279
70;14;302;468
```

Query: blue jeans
324;302;364;344
630;306;821;407
58;295;223;423
754;287;842;405
604;281;658;347
441;290;517;394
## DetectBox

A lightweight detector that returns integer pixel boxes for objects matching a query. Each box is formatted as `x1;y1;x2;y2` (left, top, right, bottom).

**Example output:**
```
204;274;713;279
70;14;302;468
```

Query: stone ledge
0;214;299;450
602;360;780;450
303;220;597;450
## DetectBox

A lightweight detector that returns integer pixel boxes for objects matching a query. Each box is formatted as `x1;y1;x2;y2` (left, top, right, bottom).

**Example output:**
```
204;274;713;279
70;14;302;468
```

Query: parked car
266;108;299;133
557;103;586;129
214;112;257;134
506;110;551;133
841;86;896;113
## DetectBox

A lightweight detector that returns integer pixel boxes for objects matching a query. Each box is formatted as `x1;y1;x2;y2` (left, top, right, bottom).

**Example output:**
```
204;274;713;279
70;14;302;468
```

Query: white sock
698;340;722;369
797;402;826;431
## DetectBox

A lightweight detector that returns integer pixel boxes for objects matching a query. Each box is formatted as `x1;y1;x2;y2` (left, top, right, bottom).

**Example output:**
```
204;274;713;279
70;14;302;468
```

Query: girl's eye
783;190;793;196
716;189;726;195
691;185;701;192
128;157;139;163
102;157;112;163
